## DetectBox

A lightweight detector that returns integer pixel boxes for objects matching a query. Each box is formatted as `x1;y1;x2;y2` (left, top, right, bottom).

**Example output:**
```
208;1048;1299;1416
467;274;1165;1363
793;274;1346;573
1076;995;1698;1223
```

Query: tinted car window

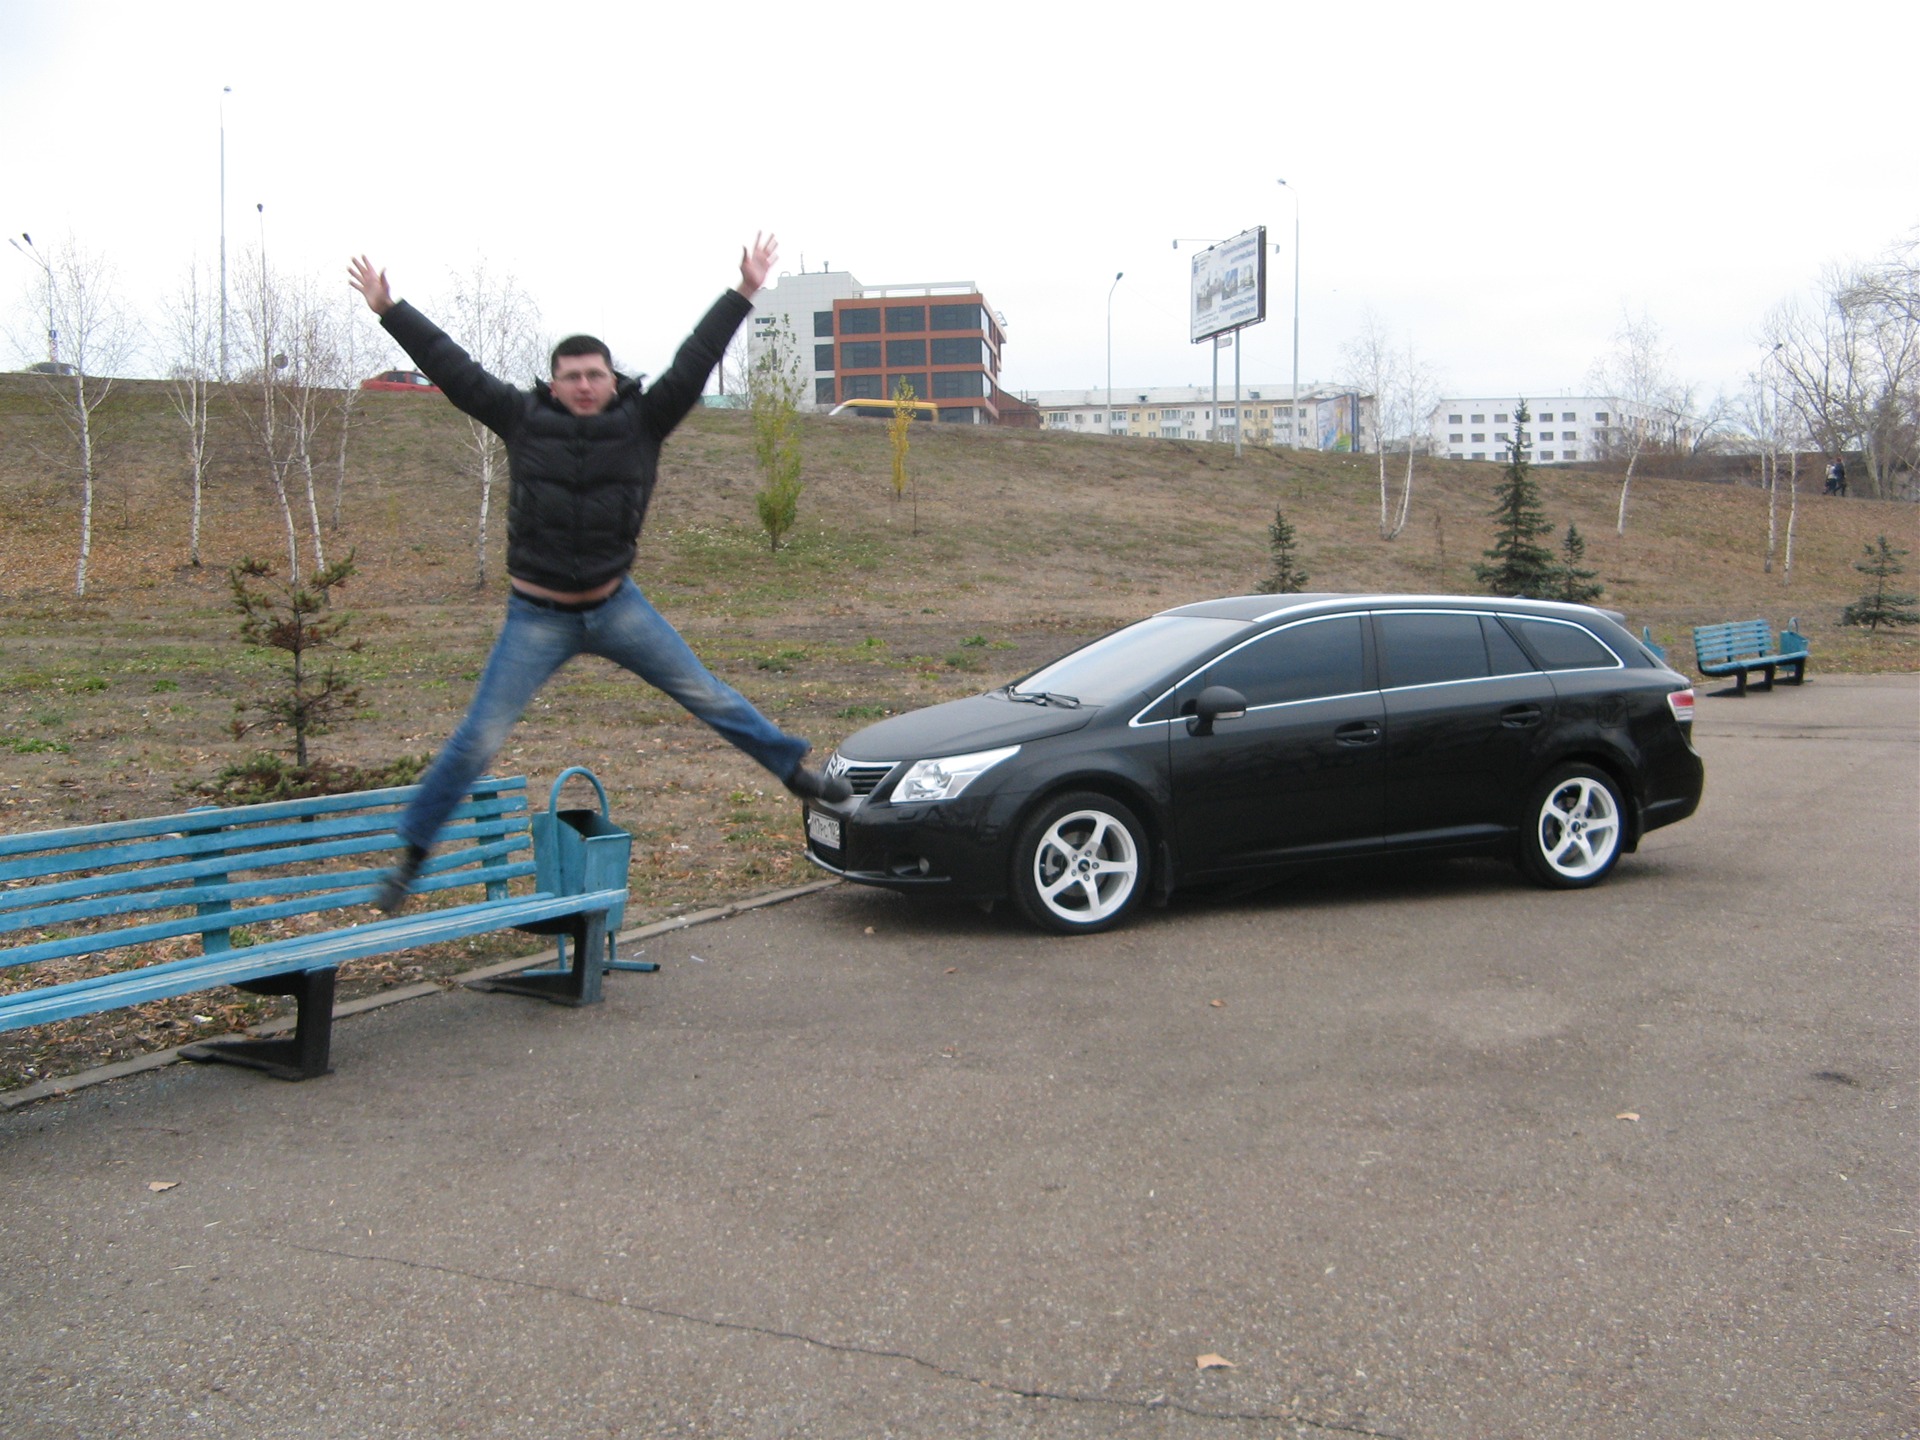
1204;616;1367;707
1483;615;1538;675
1510;618;1618;671
1019;616;1244;706
1375;612;1489;689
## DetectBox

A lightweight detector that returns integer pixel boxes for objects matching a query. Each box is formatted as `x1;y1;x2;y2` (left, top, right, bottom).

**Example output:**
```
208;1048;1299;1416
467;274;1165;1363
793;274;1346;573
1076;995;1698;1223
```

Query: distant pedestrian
347;234;849;914
1826;458;1848;496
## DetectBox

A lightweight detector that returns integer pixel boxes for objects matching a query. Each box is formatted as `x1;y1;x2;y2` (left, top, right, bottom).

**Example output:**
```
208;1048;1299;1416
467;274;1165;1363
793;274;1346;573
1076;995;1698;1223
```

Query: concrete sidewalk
3;676;1915;1439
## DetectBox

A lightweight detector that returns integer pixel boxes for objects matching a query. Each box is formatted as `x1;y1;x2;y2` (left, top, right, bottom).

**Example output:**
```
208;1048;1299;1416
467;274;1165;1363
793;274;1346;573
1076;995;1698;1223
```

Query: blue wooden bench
0;776;627;1081
1690;618;1810;696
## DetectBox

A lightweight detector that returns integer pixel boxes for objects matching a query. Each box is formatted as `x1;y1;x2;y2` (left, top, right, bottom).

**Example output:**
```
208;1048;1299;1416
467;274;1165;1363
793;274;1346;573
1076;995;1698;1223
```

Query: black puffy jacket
381;290;750;592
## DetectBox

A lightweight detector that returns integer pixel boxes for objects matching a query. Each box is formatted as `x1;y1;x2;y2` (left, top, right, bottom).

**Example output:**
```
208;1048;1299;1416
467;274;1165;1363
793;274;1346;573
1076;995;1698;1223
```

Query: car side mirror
1188;685;1248;737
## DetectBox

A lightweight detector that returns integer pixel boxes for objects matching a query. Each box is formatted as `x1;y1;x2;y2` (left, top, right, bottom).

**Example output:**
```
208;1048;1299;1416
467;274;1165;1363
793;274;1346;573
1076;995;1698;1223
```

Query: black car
803;594;1703;933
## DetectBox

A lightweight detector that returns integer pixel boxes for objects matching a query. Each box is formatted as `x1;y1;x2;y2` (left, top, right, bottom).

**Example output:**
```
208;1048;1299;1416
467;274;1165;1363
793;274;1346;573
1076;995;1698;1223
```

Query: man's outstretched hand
736;232;778;298
348;256;395;316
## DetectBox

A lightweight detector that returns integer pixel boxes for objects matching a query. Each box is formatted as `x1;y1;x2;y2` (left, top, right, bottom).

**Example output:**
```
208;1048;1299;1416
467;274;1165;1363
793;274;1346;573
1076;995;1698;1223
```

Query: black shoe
785;763;851;804
373;844;427;916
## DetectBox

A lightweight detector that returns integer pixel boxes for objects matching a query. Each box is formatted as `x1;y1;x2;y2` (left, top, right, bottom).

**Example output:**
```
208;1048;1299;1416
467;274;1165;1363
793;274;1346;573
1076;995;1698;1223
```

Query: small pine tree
1262;506;1310;593
1554;522;1604;604
1473;401;1556;597
749;319;804;554
1840;535;1920;632
228;553;364;767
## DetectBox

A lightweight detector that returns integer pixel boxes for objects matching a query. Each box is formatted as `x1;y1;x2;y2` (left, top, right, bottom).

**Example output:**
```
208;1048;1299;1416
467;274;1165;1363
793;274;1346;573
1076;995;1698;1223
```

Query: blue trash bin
529;767;652;973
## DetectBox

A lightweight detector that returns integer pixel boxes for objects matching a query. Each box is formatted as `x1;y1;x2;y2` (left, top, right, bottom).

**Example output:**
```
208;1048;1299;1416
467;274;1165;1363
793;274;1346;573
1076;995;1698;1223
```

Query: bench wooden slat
0;888;626;1031
0;778;528;860
1690;618;1811;694
0;824;528;929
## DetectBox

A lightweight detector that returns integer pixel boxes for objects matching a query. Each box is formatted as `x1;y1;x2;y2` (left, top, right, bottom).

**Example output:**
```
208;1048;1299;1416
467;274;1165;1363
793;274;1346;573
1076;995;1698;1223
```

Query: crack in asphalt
286;1241;1407;1437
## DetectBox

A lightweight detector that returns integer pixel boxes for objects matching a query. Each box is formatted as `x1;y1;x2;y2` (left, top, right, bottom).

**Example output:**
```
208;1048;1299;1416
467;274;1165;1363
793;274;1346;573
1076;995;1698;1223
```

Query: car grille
826;753;895;798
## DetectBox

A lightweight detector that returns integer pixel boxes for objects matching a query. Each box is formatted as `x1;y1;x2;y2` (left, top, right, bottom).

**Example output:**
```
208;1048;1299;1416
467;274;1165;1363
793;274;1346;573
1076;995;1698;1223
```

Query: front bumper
801;784;1026;901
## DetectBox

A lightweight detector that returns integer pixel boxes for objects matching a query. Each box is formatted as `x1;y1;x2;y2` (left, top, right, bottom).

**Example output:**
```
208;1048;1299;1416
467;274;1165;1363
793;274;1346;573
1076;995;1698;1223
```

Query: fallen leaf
147;1181;179;1193
1615;1111;1641;1122
864;926;875;935
945;967;957;974
1195;1353;1235;1370
1209;999;1225;1008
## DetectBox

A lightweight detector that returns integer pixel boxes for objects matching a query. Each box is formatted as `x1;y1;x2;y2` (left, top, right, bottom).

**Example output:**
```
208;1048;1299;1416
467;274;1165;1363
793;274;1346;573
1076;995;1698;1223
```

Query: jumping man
347;234;848;913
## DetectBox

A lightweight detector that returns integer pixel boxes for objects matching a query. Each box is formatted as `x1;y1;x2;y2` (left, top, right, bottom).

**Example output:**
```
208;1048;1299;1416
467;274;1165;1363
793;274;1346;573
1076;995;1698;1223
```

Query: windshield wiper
1004;687;1081;708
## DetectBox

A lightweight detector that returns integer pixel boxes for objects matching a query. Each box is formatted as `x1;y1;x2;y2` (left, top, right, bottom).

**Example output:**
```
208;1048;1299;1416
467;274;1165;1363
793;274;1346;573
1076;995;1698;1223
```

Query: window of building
1472;452;1486;460
929;303;983;331
1595;411;1609;422
1449;433;1464;443
1561;412;1575;422
840;374;883;400
1471;433;1485;442
813;311;834;338
1221;407;1236;419
1448;413;1463;424
1091;414;1104;424
930;336;983;367
885;305;926;332
1495;412;1509;422
813;344;835;371
939;406;979;424
815;378;834;406
931;371;984;398
1539;450;1555;461
839;307;881;335
1560;431;1575;441
888;373;928;399
886;339;926;367
1184;411;1195;421
1471;413;1485;423
1072;413;1085;425
840;341;881;369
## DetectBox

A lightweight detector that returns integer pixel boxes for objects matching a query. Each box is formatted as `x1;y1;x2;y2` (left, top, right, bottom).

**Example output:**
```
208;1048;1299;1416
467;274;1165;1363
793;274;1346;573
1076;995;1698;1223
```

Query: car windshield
1012;616;1245;706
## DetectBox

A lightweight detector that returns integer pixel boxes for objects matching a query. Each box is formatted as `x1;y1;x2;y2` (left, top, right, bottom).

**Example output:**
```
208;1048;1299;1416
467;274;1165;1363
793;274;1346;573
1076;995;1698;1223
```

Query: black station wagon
802;594;1703;933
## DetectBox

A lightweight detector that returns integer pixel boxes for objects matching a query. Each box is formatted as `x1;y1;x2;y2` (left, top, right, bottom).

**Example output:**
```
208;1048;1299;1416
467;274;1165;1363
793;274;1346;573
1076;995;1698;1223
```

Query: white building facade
1427;396;1627;463
1030;385;1374;451
744;269;864;411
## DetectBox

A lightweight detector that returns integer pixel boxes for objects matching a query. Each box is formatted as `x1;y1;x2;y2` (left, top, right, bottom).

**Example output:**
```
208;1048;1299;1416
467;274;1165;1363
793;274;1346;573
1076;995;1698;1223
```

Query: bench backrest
0;777;535;974
1692;619;1777;667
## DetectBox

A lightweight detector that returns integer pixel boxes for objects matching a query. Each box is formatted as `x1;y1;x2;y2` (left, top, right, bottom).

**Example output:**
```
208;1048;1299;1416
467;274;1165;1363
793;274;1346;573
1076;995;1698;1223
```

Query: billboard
1189;225;1267;344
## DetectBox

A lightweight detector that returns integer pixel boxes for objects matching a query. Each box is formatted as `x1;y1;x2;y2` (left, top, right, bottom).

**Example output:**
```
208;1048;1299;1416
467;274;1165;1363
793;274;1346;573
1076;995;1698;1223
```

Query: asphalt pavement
2;674;1914;1440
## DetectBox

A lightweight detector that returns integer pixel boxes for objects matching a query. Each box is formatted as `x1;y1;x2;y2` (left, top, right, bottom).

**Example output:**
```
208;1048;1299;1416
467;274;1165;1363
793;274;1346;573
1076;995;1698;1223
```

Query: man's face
551;353;617;415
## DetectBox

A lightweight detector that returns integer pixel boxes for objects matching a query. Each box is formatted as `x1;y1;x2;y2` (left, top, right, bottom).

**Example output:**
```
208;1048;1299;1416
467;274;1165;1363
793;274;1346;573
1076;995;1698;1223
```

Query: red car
359;369;441;394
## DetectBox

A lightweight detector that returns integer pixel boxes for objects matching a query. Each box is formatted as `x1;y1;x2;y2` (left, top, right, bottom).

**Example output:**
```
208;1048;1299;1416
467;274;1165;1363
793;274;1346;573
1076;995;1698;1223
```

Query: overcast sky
4;1;1914;405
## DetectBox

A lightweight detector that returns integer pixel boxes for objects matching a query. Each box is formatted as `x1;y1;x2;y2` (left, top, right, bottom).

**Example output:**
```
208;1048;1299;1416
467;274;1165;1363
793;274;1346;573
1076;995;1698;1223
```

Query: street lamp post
1106;270;1123;431
1277;178;1300;447
9;233;57;366
220;85;231;379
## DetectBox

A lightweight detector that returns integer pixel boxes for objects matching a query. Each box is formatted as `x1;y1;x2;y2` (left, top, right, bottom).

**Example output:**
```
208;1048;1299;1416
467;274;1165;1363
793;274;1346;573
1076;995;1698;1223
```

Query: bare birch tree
160;258;220;567
278;274;345;573
330;295;383;530
231;248;304;579
1341;312;1405;539
12;238;139;595
443;260;542;587
1589;308;1673;534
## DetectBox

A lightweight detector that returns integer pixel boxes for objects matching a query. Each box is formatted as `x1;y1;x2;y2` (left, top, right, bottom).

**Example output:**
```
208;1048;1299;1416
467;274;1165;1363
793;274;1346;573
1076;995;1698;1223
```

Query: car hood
840;692;1098;761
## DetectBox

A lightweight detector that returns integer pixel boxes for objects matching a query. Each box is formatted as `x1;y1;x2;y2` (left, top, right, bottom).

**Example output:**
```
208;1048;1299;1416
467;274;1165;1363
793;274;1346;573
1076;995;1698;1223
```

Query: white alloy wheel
1523;766;1625;887
1013;792;1147;934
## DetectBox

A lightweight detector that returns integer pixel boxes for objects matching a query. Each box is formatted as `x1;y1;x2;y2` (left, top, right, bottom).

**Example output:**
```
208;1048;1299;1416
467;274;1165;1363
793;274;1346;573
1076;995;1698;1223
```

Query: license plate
806;809;842;850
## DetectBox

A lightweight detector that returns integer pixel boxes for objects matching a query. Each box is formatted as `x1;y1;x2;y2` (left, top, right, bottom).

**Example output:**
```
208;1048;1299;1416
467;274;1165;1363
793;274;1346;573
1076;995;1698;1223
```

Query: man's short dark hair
551;334;613;374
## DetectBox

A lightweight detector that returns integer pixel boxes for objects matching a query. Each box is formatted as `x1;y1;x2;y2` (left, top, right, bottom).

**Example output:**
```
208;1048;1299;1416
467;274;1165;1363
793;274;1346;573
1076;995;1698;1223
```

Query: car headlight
888;746;1020;804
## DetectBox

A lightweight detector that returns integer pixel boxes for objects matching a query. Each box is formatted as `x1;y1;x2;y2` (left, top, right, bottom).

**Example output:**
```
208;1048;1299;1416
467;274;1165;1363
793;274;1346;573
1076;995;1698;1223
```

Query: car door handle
1334;721;1381;745
1501;705;1544;728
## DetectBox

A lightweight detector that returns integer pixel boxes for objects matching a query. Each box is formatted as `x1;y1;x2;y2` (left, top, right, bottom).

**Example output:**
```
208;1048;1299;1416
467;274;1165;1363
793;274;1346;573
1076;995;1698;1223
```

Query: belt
512;587;616;613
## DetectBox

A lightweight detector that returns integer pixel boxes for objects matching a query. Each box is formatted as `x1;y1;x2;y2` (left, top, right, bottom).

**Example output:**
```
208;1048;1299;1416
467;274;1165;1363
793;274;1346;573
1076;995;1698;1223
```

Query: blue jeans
398;579;810;852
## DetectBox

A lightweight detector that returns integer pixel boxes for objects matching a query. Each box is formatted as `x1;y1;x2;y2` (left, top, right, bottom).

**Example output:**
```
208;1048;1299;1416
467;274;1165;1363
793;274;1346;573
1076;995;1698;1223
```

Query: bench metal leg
180;969;336;1081
473;909;613;1007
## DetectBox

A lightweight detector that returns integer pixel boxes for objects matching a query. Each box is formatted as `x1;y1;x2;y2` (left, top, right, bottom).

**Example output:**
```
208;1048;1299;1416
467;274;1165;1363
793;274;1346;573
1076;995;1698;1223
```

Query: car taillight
1666;688;1695;724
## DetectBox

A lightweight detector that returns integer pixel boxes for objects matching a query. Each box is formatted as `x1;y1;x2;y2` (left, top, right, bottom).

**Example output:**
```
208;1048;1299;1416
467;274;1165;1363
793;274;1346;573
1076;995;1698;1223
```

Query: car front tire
1012;791;1148;934
1520;764;1625;888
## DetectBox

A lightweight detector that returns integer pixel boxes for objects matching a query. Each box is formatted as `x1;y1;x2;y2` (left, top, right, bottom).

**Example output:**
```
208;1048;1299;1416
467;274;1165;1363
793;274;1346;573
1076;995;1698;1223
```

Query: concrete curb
0;879;840;1112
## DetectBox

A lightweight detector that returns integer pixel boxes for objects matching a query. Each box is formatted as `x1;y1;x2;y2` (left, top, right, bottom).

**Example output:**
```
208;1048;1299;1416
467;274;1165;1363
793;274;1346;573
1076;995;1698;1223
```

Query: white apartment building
1030;385;1375;451
744;268;864;410
1427;396;1627;463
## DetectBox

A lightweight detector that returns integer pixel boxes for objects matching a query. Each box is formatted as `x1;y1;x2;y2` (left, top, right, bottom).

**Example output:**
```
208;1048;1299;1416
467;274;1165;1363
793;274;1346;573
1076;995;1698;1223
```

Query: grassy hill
1;371;1914;1083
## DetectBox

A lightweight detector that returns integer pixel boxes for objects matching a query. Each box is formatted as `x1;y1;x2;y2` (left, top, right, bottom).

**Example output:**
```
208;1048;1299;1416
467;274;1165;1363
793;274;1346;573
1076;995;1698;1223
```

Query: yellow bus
829;398;940;423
